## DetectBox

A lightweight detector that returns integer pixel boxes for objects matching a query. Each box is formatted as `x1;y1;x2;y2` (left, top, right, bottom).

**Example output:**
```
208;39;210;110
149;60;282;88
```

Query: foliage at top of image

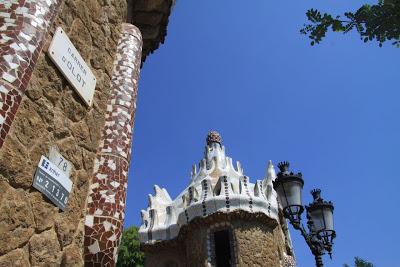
117;226;145;267
344;257;375;267
301;0;400;47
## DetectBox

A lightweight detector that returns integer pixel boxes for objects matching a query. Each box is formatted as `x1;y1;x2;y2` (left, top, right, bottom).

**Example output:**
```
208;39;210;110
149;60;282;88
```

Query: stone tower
139;131;296;267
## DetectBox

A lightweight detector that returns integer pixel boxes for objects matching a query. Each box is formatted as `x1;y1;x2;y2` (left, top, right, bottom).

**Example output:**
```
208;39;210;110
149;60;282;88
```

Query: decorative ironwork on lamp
274;161;304;229
273;162;336;267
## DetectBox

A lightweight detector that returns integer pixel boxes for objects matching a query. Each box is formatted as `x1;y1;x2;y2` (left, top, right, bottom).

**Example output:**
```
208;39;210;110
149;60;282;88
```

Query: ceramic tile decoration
84;23;142;267
0;0;61;148
139;131;297;267
138;131;280;243
284;254;296;267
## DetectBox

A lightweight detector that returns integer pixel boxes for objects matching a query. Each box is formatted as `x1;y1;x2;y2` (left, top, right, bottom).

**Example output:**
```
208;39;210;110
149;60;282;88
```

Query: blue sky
125;1;399;266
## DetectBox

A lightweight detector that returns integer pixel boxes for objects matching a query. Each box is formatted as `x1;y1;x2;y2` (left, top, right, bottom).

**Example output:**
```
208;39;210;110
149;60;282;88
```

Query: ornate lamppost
273;161;336;267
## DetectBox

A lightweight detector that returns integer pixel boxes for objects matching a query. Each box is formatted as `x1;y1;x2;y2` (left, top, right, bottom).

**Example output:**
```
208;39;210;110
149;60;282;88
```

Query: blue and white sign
33;156;73;211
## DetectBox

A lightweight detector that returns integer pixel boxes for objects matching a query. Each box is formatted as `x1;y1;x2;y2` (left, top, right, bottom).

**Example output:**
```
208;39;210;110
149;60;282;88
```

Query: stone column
0;0;61;148
84;23;142;266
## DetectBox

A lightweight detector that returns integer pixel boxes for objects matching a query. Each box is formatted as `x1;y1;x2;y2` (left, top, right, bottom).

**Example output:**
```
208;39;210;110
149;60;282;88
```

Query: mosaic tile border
84;23;142;266
284;254;296;267
0;0;61;148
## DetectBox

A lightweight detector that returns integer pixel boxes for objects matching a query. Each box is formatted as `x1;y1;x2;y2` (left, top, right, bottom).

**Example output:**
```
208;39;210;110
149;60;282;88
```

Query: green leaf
301;1;400;47
117;226;145;267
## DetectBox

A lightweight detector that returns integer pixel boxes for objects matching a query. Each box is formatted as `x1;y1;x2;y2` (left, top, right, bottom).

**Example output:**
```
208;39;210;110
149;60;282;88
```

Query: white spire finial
266;160;276;183
264;160;276;200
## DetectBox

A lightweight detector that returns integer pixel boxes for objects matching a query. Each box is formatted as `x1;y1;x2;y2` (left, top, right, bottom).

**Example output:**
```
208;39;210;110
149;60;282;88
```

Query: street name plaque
33;156;73;211
48;27;96;106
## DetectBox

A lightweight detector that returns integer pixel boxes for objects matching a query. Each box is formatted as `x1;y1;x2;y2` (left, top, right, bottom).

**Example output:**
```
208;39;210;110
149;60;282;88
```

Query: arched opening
214;229;232;267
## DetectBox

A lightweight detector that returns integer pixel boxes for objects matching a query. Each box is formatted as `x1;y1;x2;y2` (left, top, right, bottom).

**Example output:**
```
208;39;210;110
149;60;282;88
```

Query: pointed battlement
138;132;283;244
139;132;296;267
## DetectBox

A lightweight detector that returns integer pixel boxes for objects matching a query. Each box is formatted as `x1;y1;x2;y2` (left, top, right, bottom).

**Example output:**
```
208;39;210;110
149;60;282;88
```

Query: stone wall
127;0;174;62
144;242;186;267
233;220;281;267
184;223;208;267
0;0;128;265
142;211;291;267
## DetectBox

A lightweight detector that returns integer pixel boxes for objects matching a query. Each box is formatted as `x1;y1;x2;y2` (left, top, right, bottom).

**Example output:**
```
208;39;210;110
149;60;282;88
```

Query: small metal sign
48;146;72;177
33;156;73;211
48;27;96;106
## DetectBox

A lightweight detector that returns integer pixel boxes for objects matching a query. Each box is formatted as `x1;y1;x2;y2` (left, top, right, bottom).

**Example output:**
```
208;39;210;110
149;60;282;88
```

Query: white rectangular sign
48;146;72;177
33;156;73;211
48;27;96;106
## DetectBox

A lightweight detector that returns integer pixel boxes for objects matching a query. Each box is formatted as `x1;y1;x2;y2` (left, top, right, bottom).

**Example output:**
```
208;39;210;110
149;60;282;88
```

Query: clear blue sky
125;1;399;266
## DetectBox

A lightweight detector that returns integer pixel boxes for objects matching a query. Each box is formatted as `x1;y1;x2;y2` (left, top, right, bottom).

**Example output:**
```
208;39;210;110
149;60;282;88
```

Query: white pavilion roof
138;131;280;244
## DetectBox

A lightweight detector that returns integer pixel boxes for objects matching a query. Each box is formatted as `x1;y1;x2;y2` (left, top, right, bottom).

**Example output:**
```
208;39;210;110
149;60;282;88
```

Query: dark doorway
214;230;232;267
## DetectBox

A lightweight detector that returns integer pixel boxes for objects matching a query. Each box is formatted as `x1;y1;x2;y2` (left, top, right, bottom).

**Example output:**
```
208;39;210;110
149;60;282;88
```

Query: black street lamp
273;161;336;267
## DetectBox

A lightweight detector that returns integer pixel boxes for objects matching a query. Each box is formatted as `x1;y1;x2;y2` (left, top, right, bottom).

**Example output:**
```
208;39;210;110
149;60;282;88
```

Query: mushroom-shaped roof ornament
206;130;222;146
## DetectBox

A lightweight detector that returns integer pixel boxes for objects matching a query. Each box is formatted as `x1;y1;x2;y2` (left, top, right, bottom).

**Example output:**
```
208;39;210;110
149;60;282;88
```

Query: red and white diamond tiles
0;0;60;148
84;24;142;266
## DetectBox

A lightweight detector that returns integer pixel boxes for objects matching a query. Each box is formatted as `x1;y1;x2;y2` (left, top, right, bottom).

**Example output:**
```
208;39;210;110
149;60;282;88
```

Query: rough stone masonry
0;0;173;266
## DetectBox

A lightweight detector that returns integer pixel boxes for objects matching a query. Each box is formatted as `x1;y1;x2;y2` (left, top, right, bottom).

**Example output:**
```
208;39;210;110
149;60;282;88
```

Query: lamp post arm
298;224;314;251
296;223;324;267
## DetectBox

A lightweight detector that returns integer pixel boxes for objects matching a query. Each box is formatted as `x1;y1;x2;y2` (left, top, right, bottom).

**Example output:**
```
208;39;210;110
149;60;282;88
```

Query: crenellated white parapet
139;136;281;244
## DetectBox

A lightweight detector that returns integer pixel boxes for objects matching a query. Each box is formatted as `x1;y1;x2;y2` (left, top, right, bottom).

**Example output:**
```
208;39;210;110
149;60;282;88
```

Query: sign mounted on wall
33;156;73;211
48;27;96;106
48;146;72;177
